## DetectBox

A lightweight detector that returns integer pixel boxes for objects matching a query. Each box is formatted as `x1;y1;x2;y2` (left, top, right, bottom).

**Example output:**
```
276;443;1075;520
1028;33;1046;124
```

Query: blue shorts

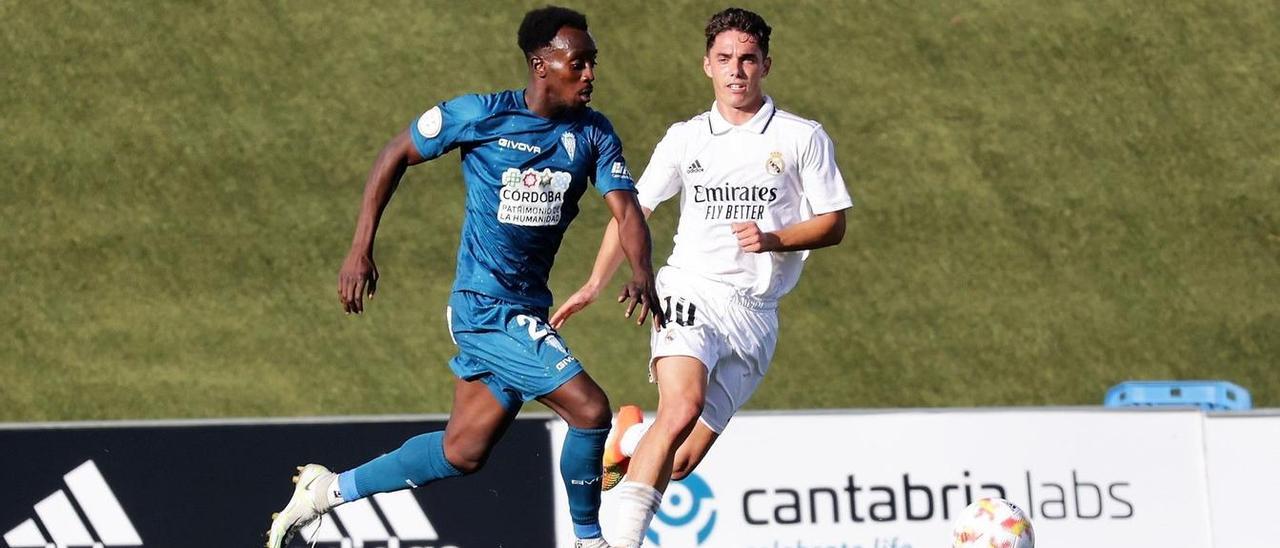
446;291;583;410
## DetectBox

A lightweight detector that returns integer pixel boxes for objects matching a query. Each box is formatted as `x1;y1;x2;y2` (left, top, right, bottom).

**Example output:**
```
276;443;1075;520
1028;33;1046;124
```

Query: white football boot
266;464;336;548
575;538;623;548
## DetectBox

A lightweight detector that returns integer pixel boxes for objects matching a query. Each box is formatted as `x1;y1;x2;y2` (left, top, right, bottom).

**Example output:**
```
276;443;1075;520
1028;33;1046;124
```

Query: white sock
311;473;344;512
613;480;663;548
620;421;651;458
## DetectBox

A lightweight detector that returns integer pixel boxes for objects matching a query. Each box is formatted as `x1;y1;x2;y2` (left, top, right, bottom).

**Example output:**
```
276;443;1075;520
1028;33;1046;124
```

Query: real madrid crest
766;151;784;175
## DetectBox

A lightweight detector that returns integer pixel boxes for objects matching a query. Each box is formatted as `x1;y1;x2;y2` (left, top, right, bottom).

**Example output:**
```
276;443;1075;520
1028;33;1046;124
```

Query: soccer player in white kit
550;7;852;546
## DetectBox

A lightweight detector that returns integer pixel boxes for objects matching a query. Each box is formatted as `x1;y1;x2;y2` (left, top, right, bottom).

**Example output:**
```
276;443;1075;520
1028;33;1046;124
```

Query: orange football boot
602;405;644;491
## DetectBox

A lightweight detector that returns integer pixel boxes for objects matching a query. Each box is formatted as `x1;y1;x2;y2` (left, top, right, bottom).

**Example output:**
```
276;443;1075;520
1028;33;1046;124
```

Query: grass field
1;1;1276;421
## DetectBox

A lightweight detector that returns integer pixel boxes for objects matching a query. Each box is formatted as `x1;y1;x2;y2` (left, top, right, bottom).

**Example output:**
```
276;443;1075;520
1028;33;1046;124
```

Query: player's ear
762;56;772;77
702;55;713;79
530;55;547;78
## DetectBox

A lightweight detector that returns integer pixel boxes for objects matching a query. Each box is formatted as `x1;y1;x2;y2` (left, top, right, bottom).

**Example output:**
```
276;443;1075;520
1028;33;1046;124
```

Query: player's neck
523;87;573;120
715;95;766;126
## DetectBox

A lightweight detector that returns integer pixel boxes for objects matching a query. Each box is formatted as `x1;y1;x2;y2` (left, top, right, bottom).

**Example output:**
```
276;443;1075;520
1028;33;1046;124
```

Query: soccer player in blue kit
266;7;662;548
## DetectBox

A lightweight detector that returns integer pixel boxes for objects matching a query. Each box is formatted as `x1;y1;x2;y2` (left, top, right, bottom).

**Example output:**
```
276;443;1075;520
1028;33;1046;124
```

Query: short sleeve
635;124;686;210
409;94;488;161
589;115;637;196
799;126;853;214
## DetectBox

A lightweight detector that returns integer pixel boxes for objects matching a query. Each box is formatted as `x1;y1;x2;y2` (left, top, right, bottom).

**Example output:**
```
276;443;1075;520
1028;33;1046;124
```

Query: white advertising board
1204;413;1280;548
551;409;1212;548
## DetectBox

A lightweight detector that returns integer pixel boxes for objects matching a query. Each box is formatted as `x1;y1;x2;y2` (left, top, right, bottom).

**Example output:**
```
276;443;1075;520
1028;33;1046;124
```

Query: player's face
536;27;598;111
703;29;771;111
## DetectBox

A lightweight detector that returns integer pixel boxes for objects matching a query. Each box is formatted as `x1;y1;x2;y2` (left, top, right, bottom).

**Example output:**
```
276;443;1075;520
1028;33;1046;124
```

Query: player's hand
550;284;600;330
338;250;378;314
618;273;666;330
732;222;781;253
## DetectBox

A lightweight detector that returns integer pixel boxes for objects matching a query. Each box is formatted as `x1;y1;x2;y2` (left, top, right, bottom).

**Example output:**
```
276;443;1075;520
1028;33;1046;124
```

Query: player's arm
549;206;651;328
552;123;684;329
602;190;664;328
735;124;852;254
732;210;846;253
338;129;427;314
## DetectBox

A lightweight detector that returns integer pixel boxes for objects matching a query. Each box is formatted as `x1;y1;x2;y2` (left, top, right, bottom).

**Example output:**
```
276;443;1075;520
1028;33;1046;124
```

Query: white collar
708;95;776;135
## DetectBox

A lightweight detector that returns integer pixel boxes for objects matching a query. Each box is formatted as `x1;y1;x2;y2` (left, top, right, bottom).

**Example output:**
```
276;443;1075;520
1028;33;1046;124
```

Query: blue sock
336;431;462;501
562;426;609;539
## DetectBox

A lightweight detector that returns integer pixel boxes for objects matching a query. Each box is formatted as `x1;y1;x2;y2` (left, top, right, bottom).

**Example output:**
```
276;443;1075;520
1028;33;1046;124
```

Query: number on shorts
663;296;697;327
515;314;550;340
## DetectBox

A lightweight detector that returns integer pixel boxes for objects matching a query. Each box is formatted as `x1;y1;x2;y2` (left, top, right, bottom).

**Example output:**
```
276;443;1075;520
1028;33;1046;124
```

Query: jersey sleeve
589;115;637;196
799;125;854;214
635;124;685;211
408;94;489;161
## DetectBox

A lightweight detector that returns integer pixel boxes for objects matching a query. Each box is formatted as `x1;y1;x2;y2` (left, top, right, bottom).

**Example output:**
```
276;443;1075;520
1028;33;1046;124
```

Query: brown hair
704;7;772;56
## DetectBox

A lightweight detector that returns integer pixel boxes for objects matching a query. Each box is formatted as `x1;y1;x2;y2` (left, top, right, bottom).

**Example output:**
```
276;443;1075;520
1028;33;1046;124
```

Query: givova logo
296;490;456;548
3;460;142;548
645;473;717;547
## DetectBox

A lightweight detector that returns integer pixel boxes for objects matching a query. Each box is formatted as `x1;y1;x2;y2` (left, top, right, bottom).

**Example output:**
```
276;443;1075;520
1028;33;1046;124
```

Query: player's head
519;6;597;112
703;7;772;111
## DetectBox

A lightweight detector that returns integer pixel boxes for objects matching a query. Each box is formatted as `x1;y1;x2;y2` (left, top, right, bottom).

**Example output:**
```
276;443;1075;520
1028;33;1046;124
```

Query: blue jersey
409;89;636;307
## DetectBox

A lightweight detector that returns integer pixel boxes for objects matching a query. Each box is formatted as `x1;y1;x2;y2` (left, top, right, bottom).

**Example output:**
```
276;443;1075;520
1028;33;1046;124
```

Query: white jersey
636;96;853;300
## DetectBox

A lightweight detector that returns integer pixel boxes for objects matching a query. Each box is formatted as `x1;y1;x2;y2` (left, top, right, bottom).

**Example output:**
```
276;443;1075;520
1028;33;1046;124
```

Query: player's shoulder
579;108;619;133
575;109;625;151
770;106;825;135
658;111;713;142
440;89;522;119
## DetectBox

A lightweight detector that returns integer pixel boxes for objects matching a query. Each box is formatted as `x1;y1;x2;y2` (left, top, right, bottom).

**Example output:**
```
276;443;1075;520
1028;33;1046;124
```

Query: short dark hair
704;7;772;56
518;6;589;58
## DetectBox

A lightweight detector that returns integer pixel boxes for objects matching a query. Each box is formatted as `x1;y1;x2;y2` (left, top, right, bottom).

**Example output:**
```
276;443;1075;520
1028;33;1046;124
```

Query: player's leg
442;377;523;472
539;368;612;428
538;370;614;543
608;412;721;484
604;396;725;485
611;355;707;548
344;377;517;498
670;420;720;481
266;377;517;547
626;356;707;490
669;302;775;481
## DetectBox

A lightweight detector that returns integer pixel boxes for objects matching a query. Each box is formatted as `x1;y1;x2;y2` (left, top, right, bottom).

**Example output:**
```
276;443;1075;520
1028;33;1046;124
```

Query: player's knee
561;386;612;429
656;398;703;435
678;397;705;426
581;391;613;428
581;400;612;429
442;438;489;475
444;452;486;475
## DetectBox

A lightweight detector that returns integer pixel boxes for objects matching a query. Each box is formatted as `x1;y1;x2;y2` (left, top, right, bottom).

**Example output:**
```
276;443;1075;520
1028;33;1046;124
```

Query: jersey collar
708;95;776;135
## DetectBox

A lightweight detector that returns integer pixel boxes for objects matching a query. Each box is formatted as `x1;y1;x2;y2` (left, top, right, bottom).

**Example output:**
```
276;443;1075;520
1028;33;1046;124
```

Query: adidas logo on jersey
686;160;705;174
3;460;143;547
297;490;443;547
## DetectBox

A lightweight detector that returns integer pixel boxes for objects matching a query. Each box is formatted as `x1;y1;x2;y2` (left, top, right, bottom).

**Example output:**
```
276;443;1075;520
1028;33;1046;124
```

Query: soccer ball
951;497;1035;548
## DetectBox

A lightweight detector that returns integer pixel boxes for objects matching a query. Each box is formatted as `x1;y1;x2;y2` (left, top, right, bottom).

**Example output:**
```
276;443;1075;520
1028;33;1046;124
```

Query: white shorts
648;266;779;434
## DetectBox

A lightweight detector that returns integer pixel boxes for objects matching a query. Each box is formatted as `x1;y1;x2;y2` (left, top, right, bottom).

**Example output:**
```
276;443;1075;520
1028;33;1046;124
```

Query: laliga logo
645;473;717;546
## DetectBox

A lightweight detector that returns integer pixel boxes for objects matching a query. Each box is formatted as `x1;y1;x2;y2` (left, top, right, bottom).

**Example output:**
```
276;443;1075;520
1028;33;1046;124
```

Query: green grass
1;1;1276;421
